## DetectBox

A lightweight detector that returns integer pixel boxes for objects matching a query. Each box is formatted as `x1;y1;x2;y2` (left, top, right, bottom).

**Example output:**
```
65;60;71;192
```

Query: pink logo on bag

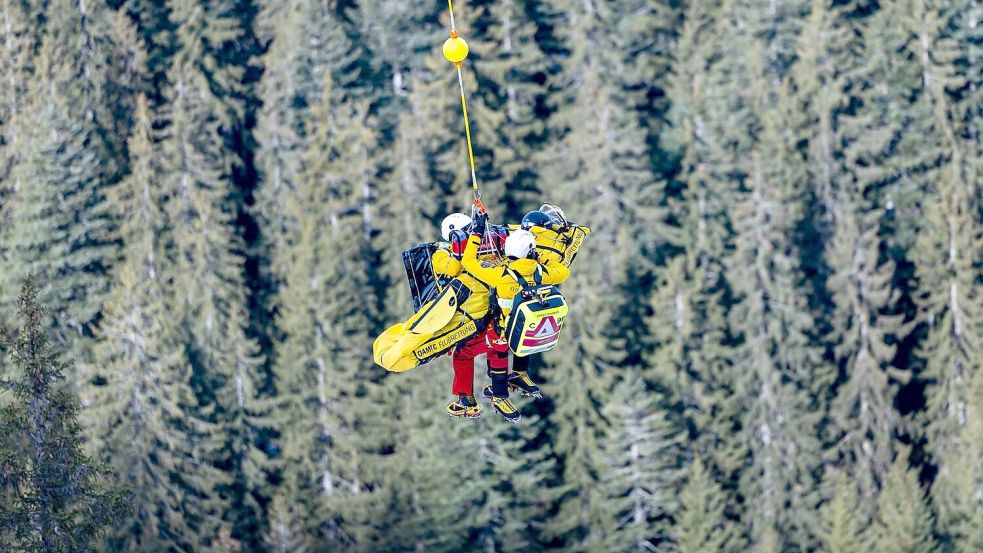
522;316;561;348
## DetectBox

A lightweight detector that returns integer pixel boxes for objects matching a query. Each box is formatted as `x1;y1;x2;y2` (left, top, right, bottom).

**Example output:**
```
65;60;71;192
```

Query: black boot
482;385;521;423
508;372;542;399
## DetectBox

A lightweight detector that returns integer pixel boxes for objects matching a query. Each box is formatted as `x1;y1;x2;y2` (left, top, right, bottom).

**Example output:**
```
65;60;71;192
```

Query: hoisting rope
443;0;481;202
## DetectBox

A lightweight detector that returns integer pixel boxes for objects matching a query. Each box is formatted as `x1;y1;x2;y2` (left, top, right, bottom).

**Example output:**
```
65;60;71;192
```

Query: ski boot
446;394;481;418
508;372;542;399
482;385;521;423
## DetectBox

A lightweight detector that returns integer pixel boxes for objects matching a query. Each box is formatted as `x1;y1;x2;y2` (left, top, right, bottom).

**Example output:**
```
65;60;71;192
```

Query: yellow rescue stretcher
373;272;490;373
508;223;592;268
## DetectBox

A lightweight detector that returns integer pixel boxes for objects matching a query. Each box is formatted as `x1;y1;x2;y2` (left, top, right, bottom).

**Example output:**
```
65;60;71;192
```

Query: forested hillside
0;0;980;551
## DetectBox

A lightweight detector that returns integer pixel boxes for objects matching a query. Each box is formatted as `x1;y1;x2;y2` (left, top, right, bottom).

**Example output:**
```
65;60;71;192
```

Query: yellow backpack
503;267;568;357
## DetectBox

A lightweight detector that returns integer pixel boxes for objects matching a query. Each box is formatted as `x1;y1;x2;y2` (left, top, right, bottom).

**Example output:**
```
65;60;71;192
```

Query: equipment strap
504;266;543;288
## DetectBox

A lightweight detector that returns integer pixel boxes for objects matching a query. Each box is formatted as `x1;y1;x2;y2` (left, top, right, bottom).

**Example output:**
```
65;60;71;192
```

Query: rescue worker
493;207;589;399
462;210;570;422
435;213;487;418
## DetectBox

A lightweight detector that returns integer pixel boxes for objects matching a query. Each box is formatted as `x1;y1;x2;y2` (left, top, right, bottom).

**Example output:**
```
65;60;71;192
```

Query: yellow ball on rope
442;36;469;64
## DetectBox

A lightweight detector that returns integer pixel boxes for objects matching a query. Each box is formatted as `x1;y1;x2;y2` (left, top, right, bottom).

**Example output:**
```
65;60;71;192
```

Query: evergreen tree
0;0;33;184
815;471;869;553
0;0;35;313
363;375;485;553
462;0;555;213
536;6;668;547
353;0;436;108
724;86;827;550
869;450;938;553
0;277;130;552
946;0;981;203
787;0;855;236
84;97;229;551
673;457;736;553
44;0;146;175
905;0;983;475
823;170;904;508
160;0;270;546
5;46;117;357
268;78;380;550
931;367;983;552
254;0;360;260
117;0;175;106
874;0;969;253
659;1;748;536
264;494;308;553
370;367;557;551
824;6;917;508
537;63;653;550
89;263;230;552
597;371;683;552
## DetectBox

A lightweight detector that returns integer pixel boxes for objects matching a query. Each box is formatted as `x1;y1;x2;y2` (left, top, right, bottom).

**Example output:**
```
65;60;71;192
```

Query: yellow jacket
461;234;569;326
431;247;462;277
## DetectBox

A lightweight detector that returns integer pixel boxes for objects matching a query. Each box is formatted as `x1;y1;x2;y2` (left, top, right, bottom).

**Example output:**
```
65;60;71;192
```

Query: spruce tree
264;494;308;553
724;89;827;550
371;63;475;322
787;0;855;236
534;3;669;546
43;0;146;176
537;65;653;550
461;0;555;212
268;78;381;550
824;6;919;508
160;0;270;545
0;0;33;184
597;371;683;552
372;372;557;552
363;375;486;552
869;450;938;553
931;366;983;552
903;0;983;477
823;174;904;508
673;457;737;553
0;0;34;313
42;0;114;129
353;0;436;108
5;45;117;358
815;471;869;553
0;277;130;552
913;123;983;466
89;263;230;552
254;0;361;260
659;0;747;535
84;97;228;551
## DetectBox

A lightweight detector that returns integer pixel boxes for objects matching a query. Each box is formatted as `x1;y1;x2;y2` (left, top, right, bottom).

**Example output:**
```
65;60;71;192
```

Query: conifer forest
0;0;981;551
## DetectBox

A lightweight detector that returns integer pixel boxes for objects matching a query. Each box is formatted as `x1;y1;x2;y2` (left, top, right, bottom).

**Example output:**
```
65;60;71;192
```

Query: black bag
402;242;442;313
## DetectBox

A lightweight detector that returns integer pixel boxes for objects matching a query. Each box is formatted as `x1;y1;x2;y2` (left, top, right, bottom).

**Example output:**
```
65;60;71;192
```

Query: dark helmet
520;210;552;230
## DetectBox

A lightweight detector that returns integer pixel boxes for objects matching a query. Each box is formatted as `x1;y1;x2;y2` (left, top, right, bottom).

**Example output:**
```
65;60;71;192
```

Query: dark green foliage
0;0;979;550
0;277;130;552
5;49;117;355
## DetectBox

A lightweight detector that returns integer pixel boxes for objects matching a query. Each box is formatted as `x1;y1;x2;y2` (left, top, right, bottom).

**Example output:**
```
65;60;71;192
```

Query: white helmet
504;229;536;259
441;213;472;241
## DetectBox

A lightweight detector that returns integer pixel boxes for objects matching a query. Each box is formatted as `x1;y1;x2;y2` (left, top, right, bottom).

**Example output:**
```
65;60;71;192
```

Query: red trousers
451;333;489;396
452;328;522;397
